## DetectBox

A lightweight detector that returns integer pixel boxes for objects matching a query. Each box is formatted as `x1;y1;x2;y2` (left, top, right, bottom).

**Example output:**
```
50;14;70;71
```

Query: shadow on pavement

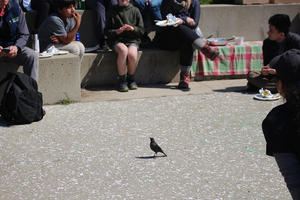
135;155;166;159
213;86;249;93
84;83;191;92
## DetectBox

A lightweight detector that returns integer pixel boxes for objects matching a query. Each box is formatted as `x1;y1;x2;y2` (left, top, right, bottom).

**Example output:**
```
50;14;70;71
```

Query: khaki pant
247;71;277;93
54;41;85;62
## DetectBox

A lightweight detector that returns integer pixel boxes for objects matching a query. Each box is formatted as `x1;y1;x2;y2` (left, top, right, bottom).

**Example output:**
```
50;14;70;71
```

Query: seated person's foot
128;81;138;90
100;43;109;51
119;81;129;92
177;72;190;90
246;82;259;92
201;43;219;61
97;40;110;51
266;87;278;94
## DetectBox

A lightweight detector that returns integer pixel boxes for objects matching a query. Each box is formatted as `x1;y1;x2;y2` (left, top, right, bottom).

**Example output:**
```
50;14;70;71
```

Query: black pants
31;0;54;32
86;0;118;44
156;24;198;66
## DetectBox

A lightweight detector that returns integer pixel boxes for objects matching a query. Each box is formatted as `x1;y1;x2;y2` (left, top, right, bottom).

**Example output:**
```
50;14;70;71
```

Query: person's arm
129;8;144;37
15;8;29;50
189;0;200;28
54;12;81;44
105;10;120;40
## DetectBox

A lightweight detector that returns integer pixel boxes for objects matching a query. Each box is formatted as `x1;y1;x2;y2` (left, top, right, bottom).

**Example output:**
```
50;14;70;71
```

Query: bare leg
127;45;138;75
114;42;128;76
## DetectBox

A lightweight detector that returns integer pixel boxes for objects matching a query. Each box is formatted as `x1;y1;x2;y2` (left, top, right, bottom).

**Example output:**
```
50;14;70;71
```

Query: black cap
275;49;300;82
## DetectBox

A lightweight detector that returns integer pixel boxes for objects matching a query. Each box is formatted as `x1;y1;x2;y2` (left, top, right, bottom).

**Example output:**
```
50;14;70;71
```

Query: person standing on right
247;14;300;93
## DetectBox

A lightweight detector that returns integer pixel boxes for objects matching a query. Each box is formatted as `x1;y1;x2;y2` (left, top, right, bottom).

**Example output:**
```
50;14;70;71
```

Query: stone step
0;54;81;105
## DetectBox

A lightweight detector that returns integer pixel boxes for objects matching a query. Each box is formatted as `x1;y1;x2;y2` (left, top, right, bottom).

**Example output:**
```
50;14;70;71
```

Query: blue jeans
133;0;162;21
275;153;300;200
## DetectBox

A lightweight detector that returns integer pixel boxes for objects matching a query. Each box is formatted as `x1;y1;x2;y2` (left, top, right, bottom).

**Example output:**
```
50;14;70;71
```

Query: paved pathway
0;79;292;199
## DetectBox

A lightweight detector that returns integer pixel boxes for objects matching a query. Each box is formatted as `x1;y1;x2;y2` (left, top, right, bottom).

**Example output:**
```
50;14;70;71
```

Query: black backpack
0;72;44;124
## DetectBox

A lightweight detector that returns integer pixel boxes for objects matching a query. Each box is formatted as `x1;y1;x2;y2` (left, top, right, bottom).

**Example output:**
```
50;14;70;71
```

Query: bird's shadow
135;155;166;159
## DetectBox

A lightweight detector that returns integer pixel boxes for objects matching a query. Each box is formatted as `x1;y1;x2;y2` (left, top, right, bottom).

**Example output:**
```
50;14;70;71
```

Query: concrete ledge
38;54;81;104
81;50;181;88
0;54;81;105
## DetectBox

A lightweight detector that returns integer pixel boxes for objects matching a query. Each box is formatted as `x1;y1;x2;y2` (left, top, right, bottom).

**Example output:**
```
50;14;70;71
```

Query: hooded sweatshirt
105;3;144;47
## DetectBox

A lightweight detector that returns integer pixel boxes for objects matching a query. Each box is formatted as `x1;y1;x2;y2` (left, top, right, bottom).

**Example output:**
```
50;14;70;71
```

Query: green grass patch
59;93;73;105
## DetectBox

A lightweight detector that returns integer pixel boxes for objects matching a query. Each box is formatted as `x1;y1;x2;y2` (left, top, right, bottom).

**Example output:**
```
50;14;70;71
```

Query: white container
33;34;40;53
235;37;244;45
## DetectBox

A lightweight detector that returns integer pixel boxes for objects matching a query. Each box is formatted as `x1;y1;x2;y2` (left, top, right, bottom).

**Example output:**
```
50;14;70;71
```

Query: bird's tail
162;151;167;157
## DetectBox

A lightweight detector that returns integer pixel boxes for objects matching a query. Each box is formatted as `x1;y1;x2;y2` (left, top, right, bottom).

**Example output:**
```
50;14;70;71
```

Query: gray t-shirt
38;13;75;52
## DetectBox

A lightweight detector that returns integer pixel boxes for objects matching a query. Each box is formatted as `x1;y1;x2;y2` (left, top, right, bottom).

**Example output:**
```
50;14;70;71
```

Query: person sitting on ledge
154;0;219;90
247;14;300;93
105;0;144;92
0;0;38;81
38;0;85;62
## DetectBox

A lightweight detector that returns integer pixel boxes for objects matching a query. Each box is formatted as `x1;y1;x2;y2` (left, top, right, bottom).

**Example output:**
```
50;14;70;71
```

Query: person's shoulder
287;32;300;41
128;3;139;12
7;0;21;13
8;0;20;9
44;13;64;24
264;103;289;122
47;13;61;20
262;103;289;131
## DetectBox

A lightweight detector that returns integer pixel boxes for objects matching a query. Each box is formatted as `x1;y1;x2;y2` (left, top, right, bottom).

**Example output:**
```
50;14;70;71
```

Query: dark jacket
160;0;200;29
0;0;29;49
263;32;300;66
105;3;144;47
262;103;300;160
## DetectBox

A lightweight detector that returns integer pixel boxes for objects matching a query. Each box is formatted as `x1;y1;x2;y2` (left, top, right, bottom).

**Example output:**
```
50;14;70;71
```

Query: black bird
150;137;167;157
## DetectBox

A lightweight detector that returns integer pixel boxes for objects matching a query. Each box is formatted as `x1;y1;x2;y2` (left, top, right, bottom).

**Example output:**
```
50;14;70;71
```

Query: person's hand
261;65;276;75
176;18;184;25
50;35;60;44
117;25;126;35
8;46;18;58
73;12;82;25
0;46;6;57
186;17;195;26
124;24;134;31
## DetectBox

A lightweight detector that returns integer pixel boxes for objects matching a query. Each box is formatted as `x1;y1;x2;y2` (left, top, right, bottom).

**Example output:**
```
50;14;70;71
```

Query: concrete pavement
0;79;292;199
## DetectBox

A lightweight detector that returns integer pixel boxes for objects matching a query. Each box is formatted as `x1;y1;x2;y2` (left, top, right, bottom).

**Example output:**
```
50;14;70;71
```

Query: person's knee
22;47;38;61
67;41;85;56
116;45;128;56
77;42;85;55
127;50;137;62
148;0;162;8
